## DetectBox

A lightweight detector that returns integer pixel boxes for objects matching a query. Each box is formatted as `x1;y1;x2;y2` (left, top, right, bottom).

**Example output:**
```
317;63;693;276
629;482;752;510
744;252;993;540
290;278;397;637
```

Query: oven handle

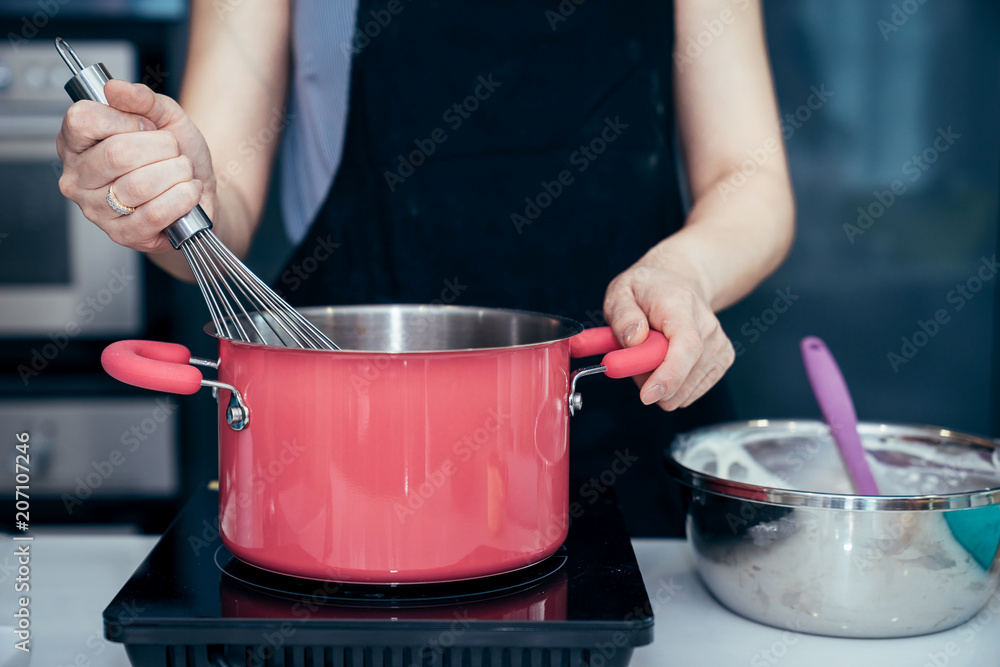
101;340;249;430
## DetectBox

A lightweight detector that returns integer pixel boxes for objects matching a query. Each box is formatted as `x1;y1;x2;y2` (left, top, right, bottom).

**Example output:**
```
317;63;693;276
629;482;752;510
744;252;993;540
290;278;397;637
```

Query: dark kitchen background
0;0;997;531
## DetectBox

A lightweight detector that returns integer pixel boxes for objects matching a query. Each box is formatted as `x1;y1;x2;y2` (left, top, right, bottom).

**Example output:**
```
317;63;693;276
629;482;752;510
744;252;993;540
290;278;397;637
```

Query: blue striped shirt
280;0;359;245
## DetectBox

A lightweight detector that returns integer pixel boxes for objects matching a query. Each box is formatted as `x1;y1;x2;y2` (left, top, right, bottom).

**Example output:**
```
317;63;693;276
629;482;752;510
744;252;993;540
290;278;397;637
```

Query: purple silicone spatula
800;336;880;495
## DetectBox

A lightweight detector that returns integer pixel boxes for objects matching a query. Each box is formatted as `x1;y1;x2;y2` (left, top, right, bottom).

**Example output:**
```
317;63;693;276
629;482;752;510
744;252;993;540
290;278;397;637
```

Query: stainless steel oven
0;40;142;337
0;40;180;529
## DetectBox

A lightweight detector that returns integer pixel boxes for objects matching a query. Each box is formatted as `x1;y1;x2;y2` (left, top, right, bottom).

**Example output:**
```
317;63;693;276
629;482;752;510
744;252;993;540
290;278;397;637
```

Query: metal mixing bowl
666;420;1000;638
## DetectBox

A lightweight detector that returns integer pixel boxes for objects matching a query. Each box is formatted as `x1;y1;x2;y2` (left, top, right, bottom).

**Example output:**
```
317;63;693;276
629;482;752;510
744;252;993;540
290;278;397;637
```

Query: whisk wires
180;232;339;350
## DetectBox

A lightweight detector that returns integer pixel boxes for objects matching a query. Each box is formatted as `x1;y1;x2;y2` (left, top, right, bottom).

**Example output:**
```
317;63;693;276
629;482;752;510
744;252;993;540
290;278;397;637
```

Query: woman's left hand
598;0;794;411
604;257;735;411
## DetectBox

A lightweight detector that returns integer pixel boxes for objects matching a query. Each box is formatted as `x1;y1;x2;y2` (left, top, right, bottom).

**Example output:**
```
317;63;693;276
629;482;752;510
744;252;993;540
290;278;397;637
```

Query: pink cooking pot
101;305;666;583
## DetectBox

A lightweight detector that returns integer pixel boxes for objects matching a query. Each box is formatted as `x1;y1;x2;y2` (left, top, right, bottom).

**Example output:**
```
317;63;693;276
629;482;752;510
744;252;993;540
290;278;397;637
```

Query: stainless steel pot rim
202;304;587;353
667;419;1000;511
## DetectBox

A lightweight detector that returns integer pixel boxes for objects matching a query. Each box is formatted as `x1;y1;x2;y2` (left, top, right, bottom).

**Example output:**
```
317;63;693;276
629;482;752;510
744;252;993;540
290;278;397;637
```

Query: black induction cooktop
104;483;654;667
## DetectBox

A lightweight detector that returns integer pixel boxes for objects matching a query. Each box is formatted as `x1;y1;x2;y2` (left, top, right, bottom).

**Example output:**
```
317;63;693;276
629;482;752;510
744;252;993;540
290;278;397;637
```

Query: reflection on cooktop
103;481;653;667
216;543;568;608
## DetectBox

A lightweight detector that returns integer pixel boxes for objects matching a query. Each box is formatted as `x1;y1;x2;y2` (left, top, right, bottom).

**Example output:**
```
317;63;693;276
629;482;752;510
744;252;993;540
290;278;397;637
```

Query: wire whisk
56;38;338;350
180;230;338;348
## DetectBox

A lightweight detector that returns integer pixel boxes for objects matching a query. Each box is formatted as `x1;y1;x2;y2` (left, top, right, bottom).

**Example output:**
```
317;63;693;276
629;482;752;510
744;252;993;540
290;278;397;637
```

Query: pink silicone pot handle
101;340;203;395
570;326;668;378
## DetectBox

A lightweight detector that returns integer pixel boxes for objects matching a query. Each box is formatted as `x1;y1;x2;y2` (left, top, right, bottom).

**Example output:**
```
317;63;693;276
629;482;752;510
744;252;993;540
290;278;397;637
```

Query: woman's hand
56;79;217;254
606;0;796;411
604;254;736;411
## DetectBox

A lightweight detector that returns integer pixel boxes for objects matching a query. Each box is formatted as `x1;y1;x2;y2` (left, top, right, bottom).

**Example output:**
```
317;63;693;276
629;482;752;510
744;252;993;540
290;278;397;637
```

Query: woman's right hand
56;79;217;254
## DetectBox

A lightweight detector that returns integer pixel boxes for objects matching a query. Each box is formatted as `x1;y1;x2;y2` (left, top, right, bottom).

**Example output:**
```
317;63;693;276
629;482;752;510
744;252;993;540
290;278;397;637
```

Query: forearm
150;0;290;281
667;0;794;312
601;158;793;411
646;168;795;312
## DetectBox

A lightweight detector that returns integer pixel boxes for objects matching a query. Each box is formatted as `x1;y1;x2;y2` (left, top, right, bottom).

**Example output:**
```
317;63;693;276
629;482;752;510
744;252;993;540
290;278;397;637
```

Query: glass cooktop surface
103;482;654;666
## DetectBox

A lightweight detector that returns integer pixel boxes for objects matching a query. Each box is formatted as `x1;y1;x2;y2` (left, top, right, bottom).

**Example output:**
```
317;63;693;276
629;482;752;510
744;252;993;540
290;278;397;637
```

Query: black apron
280;0;734;536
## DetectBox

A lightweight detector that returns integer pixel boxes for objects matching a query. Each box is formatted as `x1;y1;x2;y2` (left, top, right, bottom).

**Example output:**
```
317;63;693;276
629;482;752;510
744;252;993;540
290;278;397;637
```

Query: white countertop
4;533;999;667
1;531;158;667
629;539;1000;667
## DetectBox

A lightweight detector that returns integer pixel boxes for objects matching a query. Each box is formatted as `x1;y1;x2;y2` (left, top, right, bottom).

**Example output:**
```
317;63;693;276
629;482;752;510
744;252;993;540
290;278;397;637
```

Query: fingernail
623;323;639;346
641;384;666;405
139;119;155;131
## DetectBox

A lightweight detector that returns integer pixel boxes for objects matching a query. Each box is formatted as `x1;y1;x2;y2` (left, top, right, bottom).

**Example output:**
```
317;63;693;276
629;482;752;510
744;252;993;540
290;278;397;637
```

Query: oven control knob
0;65;13;92
24;64;47;90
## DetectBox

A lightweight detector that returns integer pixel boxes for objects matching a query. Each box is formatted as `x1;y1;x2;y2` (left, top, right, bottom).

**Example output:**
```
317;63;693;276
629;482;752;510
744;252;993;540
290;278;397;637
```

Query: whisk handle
164;205;213;248
54;39;214;249
102;340;203;395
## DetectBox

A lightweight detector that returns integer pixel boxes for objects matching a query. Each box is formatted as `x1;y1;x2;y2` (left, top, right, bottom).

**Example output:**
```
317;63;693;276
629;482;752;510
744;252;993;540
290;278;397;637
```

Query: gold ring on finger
106;183;135;216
